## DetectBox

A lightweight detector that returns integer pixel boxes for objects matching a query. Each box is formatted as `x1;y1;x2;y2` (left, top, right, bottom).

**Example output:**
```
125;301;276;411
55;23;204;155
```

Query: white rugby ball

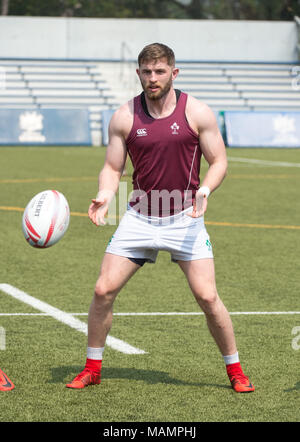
22;190;70;248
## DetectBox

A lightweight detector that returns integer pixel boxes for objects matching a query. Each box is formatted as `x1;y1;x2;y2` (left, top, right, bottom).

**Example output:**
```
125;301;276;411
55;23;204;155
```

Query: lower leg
179;259;237;357
195;290;254;391
66;255;140;388
83;287;117;375
202;295;237;357
88;253;141;349
87;292;115;348
178;259;254;391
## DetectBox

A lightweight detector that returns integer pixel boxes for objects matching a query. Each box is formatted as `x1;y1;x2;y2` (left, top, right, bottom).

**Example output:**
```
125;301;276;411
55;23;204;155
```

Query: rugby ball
22;190;70;248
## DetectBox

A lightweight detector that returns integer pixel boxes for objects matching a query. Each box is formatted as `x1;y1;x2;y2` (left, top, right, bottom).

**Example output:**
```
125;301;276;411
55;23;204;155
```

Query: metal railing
295;16;300;60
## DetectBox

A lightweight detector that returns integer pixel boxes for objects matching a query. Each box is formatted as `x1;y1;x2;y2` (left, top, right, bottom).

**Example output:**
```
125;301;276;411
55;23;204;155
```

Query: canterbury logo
137;128;147;136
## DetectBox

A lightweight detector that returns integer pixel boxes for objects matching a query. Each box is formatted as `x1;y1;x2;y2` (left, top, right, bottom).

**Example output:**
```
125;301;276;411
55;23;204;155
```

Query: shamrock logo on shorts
206;239;212;251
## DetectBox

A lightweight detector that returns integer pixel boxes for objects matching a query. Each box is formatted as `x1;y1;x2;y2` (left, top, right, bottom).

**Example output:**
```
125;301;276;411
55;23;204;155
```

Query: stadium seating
0;61;118;108
0;59;299;144
174;62;300;111
1;59;299;112
0;60;119;145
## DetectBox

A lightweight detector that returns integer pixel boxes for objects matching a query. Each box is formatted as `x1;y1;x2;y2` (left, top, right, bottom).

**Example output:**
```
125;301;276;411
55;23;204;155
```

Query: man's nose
149;71;157;82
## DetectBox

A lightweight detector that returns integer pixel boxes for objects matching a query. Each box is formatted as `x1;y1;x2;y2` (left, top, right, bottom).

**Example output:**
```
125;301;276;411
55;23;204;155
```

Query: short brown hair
138;43;175;67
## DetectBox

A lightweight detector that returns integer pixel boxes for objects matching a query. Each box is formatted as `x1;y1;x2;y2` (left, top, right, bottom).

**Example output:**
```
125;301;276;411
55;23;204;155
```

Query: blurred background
0;0;300;148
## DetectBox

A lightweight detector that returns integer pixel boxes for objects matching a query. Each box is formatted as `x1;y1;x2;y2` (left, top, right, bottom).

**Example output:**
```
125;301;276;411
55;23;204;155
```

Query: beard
141;74;173;101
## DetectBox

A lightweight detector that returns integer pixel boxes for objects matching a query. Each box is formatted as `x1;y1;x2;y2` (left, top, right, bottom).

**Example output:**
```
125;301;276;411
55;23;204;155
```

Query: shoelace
230;372;249;384
72;369;92;382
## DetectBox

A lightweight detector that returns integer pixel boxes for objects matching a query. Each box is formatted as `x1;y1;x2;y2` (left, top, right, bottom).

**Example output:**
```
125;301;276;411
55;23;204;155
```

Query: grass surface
0;146;299;423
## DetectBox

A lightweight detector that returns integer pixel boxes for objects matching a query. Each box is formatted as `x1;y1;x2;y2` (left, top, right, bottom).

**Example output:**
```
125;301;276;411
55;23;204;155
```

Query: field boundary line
1;205;300;230
205;220;300;230
227;156;300;168
0;206;24;212
1;311;299;316
0;176;95;184
0;283;146;355
228;174;300;179
115;311;300;316
0;205;88;218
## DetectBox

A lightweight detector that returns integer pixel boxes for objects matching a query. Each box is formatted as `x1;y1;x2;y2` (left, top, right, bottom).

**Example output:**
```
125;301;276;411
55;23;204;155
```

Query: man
66;43;254;393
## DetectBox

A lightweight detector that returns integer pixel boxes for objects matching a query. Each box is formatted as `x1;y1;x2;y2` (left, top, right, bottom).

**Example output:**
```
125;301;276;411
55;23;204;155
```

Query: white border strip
0;283;146;355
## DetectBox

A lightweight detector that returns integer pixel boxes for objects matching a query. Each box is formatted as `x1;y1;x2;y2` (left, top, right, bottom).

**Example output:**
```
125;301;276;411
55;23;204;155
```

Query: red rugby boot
0;368;15;391
227;362;255;393
66;368;101;389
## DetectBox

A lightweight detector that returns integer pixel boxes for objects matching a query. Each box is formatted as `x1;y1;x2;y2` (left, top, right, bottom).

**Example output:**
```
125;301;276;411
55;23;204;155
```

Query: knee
94;279;117;302
195;289;219;313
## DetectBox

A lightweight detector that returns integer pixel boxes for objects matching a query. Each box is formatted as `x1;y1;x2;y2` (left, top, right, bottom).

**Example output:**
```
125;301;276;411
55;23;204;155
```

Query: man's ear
172;67;179;81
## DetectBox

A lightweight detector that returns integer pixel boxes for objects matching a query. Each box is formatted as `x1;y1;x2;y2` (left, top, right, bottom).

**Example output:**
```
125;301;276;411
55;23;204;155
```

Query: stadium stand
0;58;299;144
0;60;119;145
174;62;300;112
1;59;299;112
0;60;118;108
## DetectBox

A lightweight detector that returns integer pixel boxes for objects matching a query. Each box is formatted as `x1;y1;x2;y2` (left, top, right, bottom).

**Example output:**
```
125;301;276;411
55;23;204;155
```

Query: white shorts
106;205;214;264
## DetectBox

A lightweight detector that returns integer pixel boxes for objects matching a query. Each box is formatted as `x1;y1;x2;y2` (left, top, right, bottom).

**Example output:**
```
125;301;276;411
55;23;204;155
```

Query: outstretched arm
88;109;128;226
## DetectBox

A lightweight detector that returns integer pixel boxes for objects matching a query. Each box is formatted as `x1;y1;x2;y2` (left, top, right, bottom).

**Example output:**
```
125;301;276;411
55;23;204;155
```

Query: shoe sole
232;384;255;393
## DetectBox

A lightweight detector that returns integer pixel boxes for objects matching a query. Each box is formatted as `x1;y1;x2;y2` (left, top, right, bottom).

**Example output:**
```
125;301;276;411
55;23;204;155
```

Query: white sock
87;346;105;360
223;351;239;365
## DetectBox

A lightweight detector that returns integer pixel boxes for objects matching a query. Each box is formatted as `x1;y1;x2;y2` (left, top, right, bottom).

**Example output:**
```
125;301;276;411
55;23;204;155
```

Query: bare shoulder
186;94;218;133
109;99;134;139
105;100;134;168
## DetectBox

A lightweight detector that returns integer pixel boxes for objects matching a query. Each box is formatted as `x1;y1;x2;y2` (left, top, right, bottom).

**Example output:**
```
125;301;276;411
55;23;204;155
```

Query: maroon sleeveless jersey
126;91;202;216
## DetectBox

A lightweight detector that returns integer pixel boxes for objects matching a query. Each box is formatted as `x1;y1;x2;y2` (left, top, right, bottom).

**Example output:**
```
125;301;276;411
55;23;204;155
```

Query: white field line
227;156;300;168
0;283;146;355
0;311;299;316
112;311;300;316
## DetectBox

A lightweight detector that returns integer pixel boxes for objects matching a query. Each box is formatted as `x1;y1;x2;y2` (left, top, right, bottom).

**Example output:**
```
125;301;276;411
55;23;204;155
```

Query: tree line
1;0;300;20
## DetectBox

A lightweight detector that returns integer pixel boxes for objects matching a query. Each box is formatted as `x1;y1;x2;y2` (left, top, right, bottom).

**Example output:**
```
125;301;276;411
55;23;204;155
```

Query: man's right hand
88;190;114;226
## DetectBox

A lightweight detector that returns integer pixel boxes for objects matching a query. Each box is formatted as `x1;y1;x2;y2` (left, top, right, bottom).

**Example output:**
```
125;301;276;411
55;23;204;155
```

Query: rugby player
66;43;254;393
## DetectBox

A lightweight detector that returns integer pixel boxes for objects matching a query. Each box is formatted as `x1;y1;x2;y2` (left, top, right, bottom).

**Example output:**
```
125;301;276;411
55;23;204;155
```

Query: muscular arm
197;104;227;193
88;105;130;225
98;111;127;195
186;97;228;217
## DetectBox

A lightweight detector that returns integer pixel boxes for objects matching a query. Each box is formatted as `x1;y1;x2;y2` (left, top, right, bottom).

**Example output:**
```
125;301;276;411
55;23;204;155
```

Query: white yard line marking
0;283;146;355
227;156;300;168
0;311;299;316
115;311;300;315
